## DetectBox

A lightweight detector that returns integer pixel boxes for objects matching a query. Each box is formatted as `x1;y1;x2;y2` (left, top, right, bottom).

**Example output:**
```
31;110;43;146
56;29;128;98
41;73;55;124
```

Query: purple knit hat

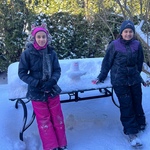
31;24;50;50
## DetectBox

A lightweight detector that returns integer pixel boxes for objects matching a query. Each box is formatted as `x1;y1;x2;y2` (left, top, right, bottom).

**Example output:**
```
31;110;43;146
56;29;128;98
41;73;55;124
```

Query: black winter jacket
98;37;144;86
18;44;61;101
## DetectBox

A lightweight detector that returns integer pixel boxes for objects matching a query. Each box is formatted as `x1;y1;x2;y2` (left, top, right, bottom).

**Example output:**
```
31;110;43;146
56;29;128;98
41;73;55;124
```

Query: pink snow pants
31;95;67;150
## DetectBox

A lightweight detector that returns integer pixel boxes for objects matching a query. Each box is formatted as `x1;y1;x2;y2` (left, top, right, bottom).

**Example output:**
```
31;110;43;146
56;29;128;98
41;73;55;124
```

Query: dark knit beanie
120;20;135;34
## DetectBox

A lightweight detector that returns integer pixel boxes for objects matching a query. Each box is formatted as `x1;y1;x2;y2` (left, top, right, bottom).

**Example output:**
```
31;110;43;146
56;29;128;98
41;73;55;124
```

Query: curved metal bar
99;88;120;108
111;88;120;108
15;98;28;141
15;98;36;141
24;111;35;131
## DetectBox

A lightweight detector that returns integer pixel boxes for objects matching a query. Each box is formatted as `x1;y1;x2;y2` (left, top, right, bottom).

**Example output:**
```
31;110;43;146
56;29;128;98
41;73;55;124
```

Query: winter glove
37;79;44;89
41;78;56;92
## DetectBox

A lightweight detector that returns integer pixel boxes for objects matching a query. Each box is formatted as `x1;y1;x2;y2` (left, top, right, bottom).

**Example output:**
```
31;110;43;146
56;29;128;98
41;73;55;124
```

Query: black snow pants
113;83;146;135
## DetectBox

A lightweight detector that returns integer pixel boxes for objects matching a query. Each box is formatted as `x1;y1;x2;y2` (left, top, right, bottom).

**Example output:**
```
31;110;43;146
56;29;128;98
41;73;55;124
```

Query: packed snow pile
8;58;111;99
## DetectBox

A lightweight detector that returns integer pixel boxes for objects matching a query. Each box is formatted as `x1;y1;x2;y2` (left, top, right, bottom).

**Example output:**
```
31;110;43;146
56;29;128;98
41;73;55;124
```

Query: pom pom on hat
120;20;135;34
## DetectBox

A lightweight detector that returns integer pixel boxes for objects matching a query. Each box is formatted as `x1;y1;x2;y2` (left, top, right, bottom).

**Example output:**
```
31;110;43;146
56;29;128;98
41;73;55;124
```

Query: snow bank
7;58;112;99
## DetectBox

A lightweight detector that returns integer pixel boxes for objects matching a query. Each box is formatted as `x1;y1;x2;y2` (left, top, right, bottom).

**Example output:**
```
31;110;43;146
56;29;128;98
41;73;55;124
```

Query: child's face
35;31;47;46
121;28;134;40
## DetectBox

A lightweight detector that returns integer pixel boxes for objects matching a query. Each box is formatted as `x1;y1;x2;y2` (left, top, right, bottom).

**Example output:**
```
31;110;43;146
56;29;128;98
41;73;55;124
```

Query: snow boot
128;134;142;147
58;146;68;150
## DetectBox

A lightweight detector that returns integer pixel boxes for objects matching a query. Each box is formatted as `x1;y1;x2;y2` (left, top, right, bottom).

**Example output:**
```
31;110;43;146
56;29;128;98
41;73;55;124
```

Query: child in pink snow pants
32;95;67;150
18;23;67;150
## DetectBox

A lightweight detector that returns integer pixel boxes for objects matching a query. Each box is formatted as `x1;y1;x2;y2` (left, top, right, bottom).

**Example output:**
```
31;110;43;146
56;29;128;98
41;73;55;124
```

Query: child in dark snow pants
95;20;146;147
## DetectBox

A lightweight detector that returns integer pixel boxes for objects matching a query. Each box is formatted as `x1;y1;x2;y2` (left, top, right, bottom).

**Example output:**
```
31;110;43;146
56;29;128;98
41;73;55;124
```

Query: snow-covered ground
0;71;150;150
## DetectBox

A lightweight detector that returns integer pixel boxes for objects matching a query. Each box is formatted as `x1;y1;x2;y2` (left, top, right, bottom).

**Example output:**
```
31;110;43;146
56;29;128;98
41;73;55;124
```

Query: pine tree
0;0;31;72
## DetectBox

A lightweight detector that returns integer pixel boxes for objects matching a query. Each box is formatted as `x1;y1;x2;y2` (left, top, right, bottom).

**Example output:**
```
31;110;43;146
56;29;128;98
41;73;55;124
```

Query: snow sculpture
66;61;86;81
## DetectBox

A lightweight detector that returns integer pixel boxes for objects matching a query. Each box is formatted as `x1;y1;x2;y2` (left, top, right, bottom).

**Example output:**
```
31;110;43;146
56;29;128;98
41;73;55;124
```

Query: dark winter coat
98;37;144;86
18;44;61;101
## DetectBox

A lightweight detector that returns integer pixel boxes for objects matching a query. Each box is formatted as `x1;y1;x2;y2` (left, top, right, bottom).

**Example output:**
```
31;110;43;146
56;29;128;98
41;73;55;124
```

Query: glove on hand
41;78;56;92
37;79;44;89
